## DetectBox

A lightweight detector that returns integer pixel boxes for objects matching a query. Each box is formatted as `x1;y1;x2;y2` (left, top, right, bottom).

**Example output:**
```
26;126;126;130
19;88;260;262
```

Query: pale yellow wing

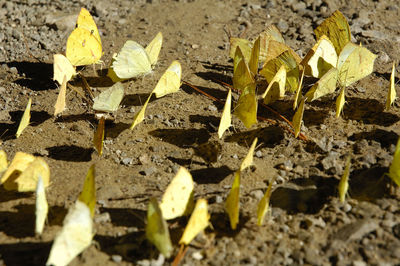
259;25;285;62
54;75;67;116
130;93;152;129
386;62;396;110
314;10;351;55
305;67;338;101
234;83;258;128
92;82;125;112
12;157;50;192
337;42;376;87
229;37;252;61
111;40;152;79
159;167;194;220
293;69;304;110
145;32;163;66
293;98;306;138
35;176;48;235
225;170;240;230
257;176;276;226
240;137;258;171
248;36;260;75
146;198;173;258
338;156;351;202
301;36;337;78
16;98;31;138
46;201;93;266
388;137;400;187
153;60;181;98
1;152;35;184
262;65;286;105
218;89;232;139
335;86;346;118
53;54;76;84
93;117;105;156
0;150;7;173
233;48;255;91
179;199;210;245
78;164;96;217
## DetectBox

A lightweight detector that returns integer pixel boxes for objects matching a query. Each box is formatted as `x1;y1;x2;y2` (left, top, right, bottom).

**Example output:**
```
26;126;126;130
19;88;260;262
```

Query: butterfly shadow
181;83;230;103
210;211;251;238
270;175;338;214
349;129;399;149
6;61;56;91
41;145;93;162
99;207;146;228
122;93;156;107
189;114;221;132
47;205;68;226
105;121;131;139
225;125;284;149
191;165;233;184
0;187;31;203
0;204;35;238
0;110;52;141
343;97;400;126
54;112;95;123
149;128;211;148
0;241;51;266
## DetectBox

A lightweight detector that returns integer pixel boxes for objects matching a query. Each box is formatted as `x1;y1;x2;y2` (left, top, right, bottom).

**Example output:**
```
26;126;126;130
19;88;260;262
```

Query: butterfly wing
145;32;163;66
66;28;102;66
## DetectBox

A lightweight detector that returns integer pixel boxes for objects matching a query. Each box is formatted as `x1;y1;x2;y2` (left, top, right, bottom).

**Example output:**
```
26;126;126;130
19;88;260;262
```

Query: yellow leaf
46;200;93;266
225;170;240;230
54;75;67;116
218;89;232;139
337;42;376;87
293;69;304;110
53;54;76;85
305;67;338;101
338;156;351;203
314;10;351;55
260;50;300;93
248;37;260;75
240;137;258;171
0;150;8;173
35;176;48;235
179;199;210;245
388;137;400;187
301;36;338;78
93;82;124;113
78;164;96;218
16;98;31;138
93;117;105;156
130;93;152;129
1;153;50;192
386;62;396;110
262;65;286;105
257;176;276;226
160;167;194;220
66;8;102;66
336;86;346;118
146;198;173;258
234;83;257;128
293;98;305;138
153;60;182;98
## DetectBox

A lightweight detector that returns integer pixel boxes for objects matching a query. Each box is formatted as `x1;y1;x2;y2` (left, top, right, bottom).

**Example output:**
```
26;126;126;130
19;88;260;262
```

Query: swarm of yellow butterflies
217;10;397;140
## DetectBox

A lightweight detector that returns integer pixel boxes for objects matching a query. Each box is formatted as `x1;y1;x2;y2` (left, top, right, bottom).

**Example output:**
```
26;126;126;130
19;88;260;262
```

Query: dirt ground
0;0;400;265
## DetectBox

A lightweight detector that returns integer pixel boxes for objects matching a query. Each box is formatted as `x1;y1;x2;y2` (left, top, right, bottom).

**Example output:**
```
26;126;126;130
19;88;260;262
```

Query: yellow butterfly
93;117;105;156
66;8;102;66
35;176;48;235
146;198;173;258
388;137;400;187
338;156;351;202
159;167;194;220
1;152;50;192
292;98;306;138
386;62;396;110
46;200;93;266
152;60;182;98
336;86;346;117
92;82;124;113
16;98;31;138
262;65;286;105
108;32;162;80
54;75;67;116
179;199;210;245
257;176;276;226
78;165;96;217
240;137;258;171
0;150;7;173
53;54;76;84
130;93;152;130
218;89;232;139
225;170;240;230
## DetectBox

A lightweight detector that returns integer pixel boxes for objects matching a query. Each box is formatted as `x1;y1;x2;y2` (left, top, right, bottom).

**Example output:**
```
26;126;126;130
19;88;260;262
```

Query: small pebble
111;255;122;263
94;212;111;223
255;150;263;158
192;251;203;260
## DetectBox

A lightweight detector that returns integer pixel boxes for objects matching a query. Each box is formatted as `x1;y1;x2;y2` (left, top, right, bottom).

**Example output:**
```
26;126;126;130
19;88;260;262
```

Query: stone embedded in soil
95;212;111;224
141;166;157;176
111;255;122;263
335;219;379;242
321;151;341;175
